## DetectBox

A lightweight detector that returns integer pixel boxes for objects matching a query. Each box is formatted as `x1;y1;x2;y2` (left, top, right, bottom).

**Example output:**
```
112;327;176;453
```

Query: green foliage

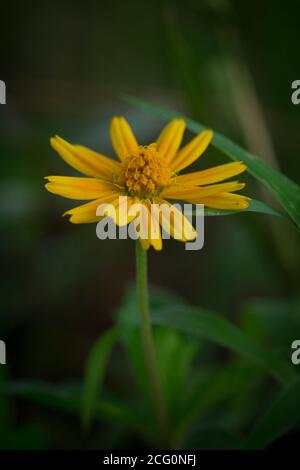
3;284;300;449
245;378;300;449
116;285;299;448
119;286;296;385
0;370;47;450
5;380;149;436
82;326;120;430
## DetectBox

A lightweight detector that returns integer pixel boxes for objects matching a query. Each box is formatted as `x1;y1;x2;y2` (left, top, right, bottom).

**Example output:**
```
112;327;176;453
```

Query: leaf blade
82;326;119;430
245;377;300;449
150;305;296;385
3;381;148;433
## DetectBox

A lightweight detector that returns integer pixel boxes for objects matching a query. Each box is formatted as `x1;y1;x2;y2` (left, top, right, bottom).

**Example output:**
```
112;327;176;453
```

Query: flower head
45;117;249;250
116;143;172;198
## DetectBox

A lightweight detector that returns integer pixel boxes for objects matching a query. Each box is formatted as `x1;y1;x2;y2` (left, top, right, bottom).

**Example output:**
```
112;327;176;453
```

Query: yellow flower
45;117;249;250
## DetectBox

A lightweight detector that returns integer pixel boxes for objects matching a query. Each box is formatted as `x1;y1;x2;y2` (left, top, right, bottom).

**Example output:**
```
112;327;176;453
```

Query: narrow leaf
3;381;148;433
82;326;119;430
150;305;296;385
245;377;300;449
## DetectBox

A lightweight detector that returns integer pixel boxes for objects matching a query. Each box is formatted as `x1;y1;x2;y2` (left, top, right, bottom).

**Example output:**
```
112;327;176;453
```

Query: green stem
135;241;169;446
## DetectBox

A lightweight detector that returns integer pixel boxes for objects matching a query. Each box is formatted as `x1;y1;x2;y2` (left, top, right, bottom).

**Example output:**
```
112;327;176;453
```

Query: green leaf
171;363;263;447
118;287;295;383
82;326;119;431
240;298;300;348
183;364;262;427
121;326;199;428
121;328;152;406
3;381;149;434
155;328;198;417
117;289;200;425
245;377;300;449
124;96;300;229
150;305;296;385
117;286;296;385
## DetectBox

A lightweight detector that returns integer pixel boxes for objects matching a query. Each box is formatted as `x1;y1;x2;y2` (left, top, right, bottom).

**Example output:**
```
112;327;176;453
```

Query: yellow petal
143;201;162;251
110;117;138;161
131;201;162;251
156;119;186;161
112;196;137;226
195;192;250;210
45;176;119;200
64;193;120;224
50;136;121;178
161;181;246;201
153;198;197;242
170;130;213;172
173;161;247;186
135;202;151;250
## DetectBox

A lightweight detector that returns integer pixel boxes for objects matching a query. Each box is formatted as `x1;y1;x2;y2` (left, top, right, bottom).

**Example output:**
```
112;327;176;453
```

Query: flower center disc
117;144;171;198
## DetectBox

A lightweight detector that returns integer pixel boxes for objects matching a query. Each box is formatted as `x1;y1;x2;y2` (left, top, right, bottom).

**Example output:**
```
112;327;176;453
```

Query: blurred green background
0;0;299;449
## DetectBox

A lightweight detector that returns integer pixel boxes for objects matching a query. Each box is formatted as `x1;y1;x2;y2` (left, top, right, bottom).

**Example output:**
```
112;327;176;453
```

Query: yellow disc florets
116;143;172;198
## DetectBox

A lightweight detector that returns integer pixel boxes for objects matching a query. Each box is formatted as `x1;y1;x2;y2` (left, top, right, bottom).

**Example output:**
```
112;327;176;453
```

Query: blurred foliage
0;0;300;449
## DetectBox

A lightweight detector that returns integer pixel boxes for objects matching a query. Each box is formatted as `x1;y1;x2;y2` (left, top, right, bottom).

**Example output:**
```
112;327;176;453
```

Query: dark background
0;0;299;449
